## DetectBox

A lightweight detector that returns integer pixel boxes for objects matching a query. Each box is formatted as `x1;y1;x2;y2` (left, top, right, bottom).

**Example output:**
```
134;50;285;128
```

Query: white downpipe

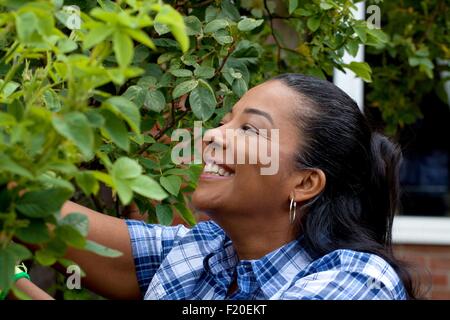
333;2;365;111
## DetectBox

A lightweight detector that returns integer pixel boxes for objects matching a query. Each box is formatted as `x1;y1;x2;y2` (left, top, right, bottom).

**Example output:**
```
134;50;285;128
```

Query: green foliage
365;0;450;134
1;0;445;299
0;0;191;295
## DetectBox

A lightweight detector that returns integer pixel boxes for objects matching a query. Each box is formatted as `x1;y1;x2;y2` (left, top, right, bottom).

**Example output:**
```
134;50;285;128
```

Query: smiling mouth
201;162;235;179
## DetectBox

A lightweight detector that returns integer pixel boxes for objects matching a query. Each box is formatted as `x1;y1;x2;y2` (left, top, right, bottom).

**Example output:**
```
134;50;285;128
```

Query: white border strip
393;216;450;245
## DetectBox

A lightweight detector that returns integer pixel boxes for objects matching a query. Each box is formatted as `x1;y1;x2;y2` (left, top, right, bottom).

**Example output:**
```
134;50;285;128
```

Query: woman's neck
212;213;297;260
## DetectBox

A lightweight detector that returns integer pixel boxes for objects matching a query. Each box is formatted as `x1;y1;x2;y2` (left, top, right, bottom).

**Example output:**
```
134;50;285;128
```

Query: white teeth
203;162;234;177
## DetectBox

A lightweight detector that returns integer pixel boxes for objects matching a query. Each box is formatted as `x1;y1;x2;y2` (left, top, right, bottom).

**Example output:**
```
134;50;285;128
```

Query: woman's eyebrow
243;107;274;125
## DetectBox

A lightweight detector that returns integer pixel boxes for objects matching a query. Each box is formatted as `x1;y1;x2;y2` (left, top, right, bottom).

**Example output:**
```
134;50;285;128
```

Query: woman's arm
10;278;54;300
56;201;141;300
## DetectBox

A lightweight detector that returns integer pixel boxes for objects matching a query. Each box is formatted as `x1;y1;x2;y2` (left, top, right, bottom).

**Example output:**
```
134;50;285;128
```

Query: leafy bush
365;0;449;134
0;0;424;298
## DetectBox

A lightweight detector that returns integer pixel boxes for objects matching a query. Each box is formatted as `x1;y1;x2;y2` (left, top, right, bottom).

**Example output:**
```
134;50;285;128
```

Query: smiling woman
13;74;419;300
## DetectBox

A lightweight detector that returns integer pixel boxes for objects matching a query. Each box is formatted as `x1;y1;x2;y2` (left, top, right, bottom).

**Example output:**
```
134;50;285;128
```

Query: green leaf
75;172;99;196
0;249;16;291
156;204;173;226
52;112;94;159
129;175;168;200
114;179;133;205
8;242;32;261
163;168;191;177
15;11;38;44
237;18;264;32
213;31;233;45
307;16;321;32
289;0;298;15
56;225;86;249
83;25;113;49
194;65;215;79
0;81;20;98
0;112;16;126
353;24;367;43
85;110;105;128
170;68;193;77
189;80;217;120
160;175;182;196
346;38;360;57
35;249;57;266
221;0;241;21
126;29;156;50
344;61;372;82
57;38;78;53
37;174;74;192
123;85;146;107
184;16;202;36
60;212;89;237
204;19;228;33
232;78;248;97
144;90;166;113
0;154;33;179
113;30;133;68
174;200;196;226
16;188;72;218
366;28;388;44
43;89;61;112
154;5;189;52
154;22;170;35
15;220;50;244
173;79;198;99
112;157;142;180
320;1;334;10
105;96;141;134
100;109;130;152
84;240;122;258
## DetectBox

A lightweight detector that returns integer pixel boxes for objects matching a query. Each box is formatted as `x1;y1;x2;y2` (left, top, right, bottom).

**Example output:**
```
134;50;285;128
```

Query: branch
215;42;236;77
264;0;282;71
138;110;189;155
191;0;215;8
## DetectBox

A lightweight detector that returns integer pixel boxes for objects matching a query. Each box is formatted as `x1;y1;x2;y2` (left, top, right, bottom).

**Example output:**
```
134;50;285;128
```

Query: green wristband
14;271;31;282
0;268;31;300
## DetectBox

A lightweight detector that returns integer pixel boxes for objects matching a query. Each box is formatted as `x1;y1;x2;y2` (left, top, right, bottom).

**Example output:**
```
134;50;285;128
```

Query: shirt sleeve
125;219;190;297
281;270;406;300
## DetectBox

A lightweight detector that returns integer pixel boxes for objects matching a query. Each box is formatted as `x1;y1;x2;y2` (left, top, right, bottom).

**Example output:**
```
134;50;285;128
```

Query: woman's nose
203;127;226;149
202;127;229;163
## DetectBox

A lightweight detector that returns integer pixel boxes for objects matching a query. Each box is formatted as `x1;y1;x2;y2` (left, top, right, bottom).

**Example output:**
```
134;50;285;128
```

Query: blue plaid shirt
126;220;407;300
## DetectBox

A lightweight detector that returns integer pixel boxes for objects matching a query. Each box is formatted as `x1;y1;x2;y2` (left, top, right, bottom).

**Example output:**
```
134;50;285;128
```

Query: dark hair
273;73;419;299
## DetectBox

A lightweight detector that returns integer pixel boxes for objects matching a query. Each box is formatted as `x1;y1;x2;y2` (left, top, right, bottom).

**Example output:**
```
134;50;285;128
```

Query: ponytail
366;132;402;246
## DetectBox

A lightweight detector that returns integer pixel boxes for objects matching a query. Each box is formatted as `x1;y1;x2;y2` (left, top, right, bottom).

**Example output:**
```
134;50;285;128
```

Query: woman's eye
241;124;259;135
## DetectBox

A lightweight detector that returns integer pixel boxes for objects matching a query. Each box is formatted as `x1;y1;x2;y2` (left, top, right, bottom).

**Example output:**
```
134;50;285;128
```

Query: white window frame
333;2;450;246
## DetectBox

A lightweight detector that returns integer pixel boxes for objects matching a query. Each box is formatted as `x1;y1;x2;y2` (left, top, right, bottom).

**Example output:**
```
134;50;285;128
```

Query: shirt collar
244;236;313;298
203;222;313;298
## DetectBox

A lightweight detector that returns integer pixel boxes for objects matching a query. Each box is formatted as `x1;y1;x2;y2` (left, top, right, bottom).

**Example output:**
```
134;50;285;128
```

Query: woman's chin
192;190;221;213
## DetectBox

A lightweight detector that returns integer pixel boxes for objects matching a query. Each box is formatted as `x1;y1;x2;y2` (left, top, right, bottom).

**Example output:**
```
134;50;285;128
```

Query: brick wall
394;244;450;299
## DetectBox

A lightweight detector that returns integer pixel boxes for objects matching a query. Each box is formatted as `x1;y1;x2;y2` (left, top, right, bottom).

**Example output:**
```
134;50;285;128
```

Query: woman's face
192;80;305;220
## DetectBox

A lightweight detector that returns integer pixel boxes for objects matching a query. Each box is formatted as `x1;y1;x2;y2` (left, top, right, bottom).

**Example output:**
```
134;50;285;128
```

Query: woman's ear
293;169;326;202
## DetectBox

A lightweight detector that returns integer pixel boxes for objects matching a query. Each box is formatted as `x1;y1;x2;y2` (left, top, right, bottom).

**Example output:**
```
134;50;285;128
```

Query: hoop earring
289;195;297;224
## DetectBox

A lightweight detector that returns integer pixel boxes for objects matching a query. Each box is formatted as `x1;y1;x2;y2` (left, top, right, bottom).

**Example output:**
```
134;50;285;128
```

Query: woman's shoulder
281;248;407;300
